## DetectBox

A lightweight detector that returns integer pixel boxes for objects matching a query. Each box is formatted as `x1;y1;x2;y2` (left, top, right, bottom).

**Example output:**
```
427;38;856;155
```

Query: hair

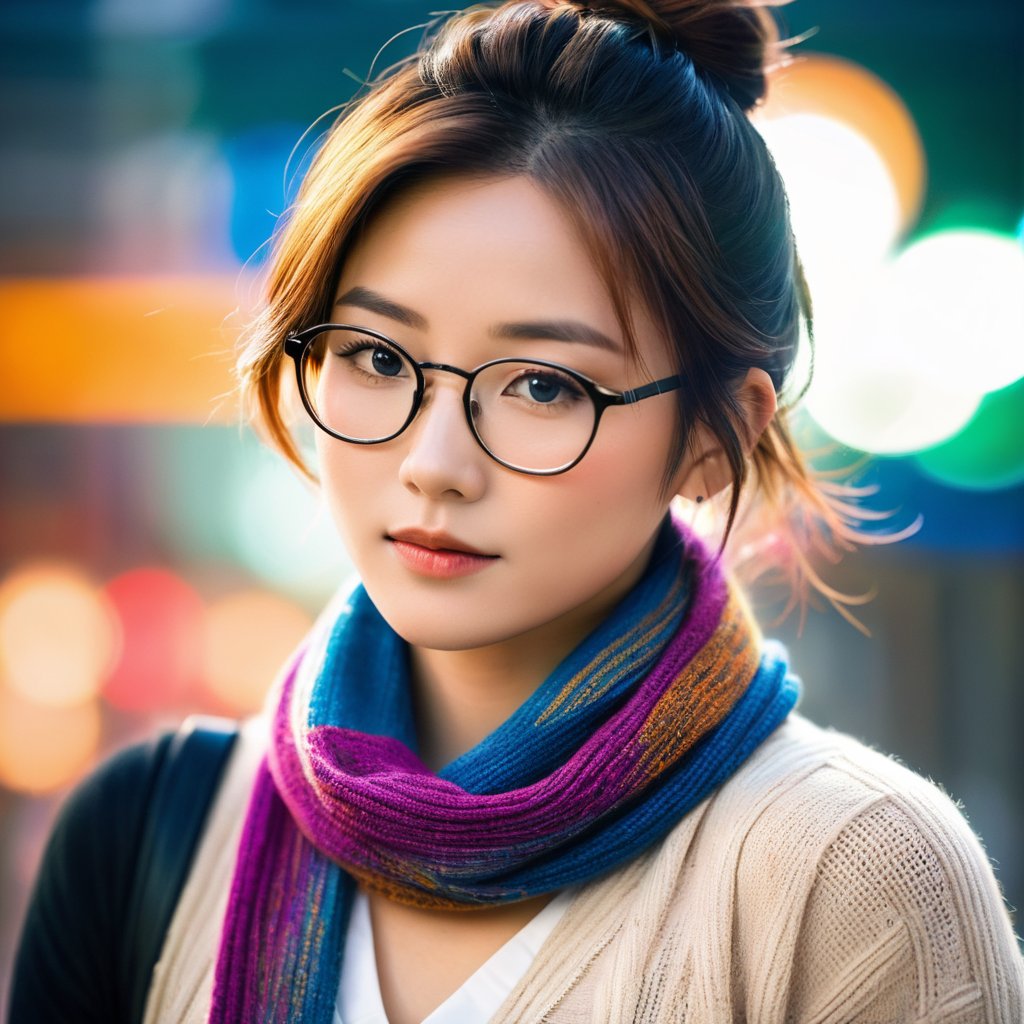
238;0;893;626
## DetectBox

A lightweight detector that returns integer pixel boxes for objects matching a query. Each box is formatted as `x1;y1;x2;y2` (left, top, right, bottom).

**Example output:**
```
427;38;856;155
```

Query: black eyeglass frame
284;323;683;476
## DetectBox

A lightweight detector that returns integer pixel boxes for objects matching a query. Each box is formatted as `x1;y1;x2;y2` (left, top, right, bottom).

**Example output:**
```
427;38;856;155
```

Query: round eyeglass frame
284;323;684;476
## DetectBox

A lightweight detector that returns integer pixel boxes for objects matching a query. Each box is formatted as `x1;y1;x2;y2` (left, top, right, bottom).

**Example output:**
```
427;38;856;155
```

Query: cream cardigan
144;713;1024;1023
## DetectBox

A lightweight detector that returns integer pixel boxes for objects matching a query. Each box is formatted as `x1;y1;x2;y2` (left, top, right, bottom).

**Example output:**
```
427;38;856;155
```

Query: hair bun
587;0;782;110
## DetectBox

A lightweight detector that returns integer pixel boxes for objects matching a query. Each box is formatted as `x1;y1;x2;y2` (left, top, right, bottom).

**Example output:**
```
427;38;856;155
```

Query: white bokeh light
804;275;984;454
880;230;1024;395
757;113;902;308
806;359;981;455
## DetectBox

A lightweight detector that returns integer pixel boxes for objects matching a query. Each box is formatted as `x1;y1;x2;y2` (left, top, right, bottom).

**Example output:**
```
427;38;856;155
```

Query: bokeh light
223;122;308;265
202;588;312;714
804;284;984;455
229;453;350;596
763;54;926;232
756;52;961;459
807;363;981;456
0;689;102;794
757;113;902;303
0;275;244;423
102;567;205;711
882;229;1024;395
915;377;1024;491
0;564;118;708
801;226;1023;458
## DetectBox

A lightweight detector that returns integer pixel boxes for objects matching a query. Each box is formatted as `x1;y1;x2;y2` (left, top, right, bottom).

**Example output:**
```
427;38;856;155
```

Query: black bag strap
126;716;240;1024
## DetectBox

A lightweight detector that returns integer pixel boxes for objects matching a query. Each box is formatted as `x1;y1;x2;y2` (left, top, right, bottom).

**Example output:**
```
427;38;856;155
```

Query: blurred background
1;0;1022;1000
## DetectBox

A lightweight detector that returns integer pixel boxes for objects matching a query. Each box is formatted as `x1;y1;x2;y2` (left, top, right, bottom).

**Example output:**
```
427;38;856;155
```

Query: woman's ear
736;367;777;450
673;367;777;502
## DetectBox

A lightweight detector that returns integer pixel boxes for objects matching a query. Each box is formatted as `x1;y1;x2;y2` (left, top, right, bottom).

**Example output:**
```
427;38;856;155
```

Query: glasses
284;324;683;475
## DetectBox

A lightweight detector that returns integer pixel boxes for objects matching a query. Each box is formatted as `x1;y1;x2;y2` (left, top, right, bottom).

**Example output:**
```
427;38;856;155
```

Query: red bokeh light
102;567;205;712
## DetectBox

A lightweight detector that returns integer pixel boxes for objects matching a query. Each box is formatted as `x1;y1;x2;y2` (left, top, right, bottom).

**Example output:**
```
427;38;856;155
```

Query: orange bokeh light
0;563;118;709
202;589;312;714
0;274;250;423
763;54;926;232
0;689;102;794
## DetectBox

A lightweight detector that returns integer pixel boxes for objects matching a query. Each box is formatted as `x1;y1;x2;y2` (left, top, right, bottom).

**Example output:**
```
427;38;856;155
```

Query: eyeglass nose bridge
416;360;474;383
410;362;476;417
405;360;482;445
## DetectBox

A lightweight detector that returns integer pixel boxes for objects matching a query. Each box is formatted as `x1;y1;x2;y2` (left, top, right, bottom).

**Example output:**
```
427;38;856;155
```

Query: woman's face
317;173;687;653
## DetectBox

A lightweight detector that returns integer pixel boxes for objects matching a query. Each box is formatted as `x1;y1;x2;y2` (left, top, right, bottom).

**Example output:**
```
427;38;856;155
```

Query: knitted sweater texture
145;714;1024;1023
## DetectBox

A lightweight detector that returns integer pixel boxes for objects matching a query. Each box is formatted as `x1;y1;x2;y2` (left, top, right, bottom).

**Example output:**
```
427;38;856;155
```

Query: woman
11;1;1023;1021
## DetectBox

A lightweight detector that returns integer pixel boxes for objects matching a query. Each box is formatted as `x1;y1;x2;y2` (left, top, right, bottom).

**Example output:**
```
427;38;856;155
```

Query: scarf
209;515;800;1022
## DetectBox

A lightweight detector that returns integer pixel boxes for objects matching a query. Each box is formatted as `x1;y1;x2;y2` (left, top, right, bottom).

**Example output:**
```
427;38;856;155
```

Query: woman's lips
386;529;499;579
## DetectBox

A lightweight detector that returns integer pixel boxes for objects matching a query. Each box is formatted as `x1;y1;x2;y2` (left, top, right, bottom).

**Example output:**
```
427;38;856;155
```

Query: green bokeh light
914;377;1024;491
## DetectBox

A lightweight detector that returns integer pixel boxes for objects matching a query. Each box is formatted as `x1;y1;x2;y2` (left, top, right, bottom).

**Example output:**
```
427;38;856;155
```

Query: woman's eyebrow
491;320;621;352
335;286;427;330
335;285;621;352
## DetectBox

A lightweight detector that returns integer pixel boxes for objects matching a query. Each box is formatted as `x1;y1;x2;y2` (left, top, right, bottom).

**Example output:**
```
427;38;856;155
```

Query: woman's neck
408;616;594;772
408;531;662;770
409;643;541;771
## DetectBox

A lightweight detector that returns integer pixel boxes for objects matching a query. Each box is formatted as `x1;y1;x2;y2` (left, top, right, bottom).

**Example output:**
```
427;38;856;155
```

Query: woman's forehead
335;173;664;363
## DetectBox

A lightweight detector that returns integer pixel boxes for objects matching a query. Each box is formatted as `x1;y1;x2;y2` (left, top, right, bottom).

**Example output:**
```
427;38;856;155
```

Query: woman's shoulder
720;712;1016;925
9;717;241;1024
39;714;240;820
712;713;1024;1019
724;712;1004;861
51;715;240;859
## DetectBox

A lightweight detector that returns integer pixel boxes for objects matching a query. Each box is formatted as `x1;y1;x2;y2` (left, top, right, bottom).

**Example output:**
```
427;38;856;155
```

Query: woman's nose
398;380;488;502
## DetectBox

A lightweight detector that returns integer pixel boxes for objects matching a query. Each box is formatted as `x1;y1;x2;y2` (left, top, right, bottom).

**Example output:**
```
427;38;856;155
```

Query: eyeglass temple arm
618;376;683;404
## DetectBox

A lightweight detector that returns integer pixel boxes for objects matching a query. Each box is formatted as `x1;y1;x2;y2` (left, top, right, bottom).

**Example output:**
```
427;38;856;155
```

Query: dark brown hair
239;0;887;622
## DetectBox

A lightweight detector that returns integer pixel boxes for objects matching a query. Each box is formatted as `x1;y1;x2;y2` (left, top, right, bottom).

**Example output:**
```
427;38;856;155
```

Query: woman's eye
505;370;584;406
334;341;406;378
369;346;404;377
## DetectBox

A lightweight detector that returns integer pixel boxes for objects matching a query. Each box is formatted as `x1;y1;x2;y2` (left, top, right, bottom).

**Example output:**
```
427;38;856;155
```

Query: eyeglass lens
300;327;598;472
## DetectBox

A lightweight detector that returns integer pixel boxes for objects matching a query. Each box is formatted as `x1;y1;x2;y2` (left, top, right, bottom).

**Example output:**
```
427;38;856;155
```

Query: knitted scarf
209;515;799;1022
